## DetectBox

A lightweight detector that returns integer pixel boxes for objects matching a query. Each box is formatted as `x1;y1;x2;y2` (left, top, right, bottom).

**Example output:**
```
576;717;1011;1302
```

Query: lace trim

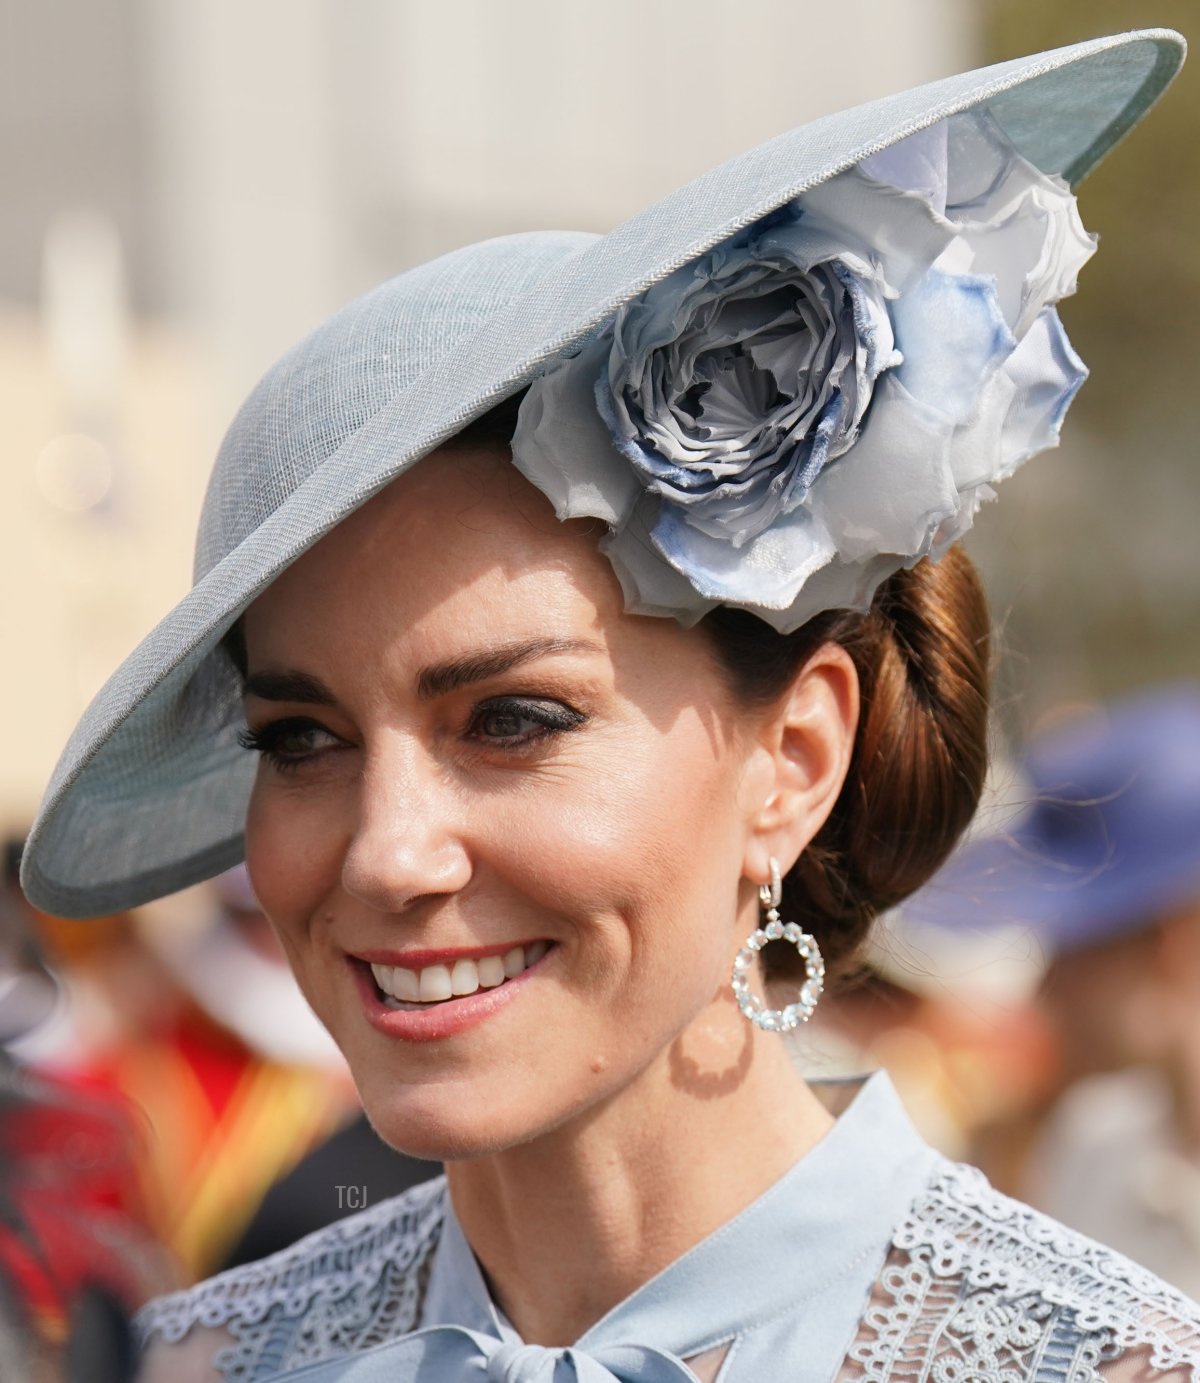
842;1162;1200;1383
134;1176;446;1381
135;1162;1200;1383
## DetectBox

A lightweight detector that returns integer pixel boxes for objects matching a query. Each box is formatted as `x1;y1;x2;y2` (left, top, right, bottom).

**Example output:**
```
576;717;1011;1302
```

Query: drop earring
731;857;825;1032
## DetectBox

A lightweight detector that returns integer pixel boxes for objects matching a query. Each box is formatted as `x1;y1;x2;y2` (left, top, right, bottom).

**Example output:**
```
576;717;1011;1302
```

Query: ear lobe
742;643;860;886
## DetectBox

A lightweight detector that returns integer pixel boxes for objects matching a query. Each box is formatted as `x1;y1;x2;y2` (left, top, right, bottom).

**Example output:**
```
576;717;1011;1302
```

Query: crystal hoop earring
731;858;825;1032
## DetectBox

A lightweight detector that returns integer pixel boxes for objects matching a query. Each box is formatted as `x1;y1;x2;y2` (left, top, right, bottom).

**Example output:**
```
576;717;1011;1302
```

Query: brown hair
700;548;990;982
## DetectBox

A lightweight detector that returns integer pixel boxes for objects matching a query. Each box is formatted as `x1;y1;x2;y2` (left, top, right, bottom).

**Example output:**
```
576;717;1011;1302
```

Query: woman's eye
238;717;342;771
477;708;532;739
468;697;586;747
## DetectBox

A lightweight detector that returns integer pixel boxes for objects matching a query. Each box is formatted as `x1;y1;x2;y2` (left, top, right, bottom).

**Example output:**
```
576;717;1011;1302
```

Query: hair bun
834;548;991;938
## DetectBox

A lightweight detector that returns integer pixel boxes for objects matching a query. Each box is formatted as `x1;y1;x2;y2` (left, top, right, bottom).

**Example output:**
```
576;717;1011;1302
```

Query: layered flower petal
511;339;641;525
808;375;960;563
512;108;1093;632
891;269;1015;425
943;110;1096;336
859;120;949;213
770;552;911;632
800;167;957;293
595;218;900;548
995;307;1088;476
600;496;716;625
650;498;837;610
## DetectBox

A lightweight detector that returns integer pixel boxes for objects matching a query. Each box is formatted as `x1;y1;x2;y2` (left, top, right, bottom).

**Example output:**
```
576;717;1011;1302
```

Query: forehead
241;448;627;666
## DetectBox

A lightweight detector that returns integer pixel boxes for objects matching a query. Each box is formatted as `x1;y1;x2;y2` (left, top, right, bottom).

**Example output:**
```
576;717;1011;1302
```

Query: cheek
493;721;747;986
243;777;346;942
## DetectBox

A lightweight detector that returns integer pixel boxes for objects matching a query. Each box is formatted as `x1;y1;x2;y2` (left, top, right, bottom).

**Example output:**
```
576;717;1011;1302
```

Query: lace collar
420;1071;939;1367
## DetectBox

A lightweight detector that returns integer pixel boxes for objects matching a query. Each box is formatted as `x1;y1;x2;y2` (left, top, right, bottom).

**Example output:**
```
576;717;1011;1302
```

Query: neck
446;997;833;1347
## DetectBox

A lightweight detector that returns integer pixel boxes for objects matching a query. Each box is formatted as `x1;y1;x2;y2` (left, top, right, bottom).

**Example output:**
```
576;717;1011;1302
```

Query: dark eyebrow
417;638;603;699
242;670;337;705
242;639;602;707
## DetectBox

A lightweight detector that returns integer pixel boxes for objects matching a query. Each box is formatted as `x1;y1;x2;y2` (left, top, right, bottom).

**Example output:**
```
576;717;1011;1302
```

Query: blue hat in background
901;685;1200;954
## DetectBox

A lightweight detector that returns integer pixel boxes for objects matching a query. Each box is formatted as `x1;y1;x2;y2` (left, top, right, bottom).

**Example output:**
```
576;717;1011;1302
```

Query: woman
20;29;1200;1383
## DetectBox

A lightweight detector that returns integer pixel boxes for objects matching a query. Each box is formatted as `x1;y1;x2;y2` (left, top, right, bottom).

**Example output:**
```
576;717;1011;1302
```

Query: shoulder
853;1158;1200;1383
135;1175;446;1382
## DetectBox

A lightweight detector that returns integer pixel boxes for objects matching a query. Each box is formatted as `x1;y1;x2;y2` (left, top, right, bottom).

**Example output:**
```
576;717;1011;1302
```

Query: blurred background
0;0;1196;1375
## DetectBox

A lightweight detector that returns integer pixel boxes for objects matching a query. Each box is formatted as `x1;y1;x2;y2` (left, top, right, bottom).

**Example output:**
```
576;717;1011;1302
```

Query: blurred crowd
806;683;1200;1296
2;681;1199;1378
0;853;435;1378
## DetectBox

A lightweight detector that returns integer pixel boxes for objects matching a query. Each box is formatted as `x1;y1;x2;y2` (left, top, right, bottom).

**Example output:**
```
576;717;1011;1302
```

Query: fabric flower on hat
512;110;1094;632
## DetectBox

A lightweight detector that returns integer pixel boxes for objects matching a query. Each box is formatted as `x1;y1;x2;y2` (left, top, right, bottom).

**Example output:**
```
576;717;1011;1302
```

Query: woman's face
240;449;777;1159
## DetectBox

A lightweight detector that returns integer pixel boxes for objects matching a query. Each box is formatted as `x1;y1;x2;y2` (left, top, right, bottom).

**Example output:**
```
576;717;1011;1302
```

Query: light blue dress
136;1074;1200;1382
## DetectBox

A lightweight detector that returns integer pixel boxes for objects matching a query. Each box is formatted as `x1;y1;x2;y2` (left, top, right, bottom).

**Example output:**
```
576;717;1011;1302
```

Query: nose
340;736;472;913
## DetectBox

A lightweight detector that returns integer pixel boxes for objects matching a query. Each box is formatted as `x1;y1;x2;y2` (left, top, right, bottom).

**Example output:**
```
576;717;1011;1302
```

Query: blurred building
0;0;976;831
964;0;1199;731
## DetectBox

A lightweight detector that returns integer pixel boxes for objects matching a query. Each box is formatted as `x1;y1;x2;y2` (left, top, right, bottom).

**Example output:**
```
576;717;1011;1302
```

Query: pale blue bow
256;1076;939;1383
276;1324;700;1381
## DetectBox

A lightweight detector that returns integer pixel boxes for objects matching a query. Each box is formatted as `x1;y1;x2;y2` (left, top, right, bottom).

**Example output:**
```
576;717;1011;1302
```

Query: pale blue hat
20;30;1185;919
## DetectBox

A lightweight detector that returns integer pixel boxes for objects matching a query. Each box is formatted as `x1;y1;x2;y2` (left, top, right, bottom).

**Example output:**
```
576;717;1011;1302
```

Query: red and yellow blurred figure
1;839;164;1373
18;864;356;1286
0;1063;165;1353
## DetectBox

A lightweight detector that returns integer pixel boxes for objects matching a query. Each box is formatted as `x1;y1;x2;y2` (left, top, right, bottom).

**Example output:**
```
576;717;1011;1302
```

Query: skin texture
238;448;860;1349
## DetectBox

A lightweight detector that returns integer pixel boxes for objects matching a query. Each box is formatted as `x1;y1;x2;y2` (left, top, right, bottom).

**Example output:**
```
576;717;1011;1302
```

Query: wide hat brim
21;29;1186;918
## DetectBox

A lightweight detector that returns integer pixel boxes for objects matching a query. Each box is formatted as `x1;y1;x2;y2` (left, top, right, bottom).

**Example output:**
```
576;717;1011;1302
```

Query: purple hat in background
901;685;1200;954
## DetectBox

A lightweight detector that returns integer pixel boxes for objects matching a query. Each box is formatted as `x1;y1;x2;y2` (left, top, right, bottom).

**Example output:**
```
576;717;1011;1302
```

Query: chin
354;1077;537;1163
354;1054;625;1163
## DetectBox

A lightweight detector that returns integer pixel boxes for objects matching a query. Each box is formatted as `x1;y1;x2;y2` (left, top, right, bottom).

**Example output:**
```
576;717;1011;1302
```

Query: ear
740;642;860;889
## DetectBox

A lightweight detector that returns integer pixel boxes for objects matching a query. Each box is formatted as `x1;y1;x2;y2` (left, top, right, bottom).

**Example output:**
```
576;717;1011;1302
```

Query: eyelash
237;698;587;773
237;717;339;775
466;697;586;748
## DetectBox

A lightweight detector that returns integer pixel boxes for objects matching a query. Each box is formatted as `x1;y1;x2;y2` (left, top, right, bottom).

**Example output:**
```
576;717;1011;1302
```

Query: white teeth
419;964;453;1002
450;959;480;996
372;944;550;1006
477;955;506;988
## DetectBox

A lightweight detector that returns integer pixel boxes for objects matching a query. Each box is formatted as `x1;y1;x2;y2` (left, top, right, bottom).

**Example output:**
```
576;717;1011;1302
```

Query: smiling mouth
368;942;550;1011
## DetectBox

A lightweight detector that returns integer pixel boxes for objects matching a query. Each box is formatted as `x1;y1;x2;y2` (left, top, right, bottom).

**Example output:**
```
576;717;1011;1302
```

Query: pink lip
350;946;553;1044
